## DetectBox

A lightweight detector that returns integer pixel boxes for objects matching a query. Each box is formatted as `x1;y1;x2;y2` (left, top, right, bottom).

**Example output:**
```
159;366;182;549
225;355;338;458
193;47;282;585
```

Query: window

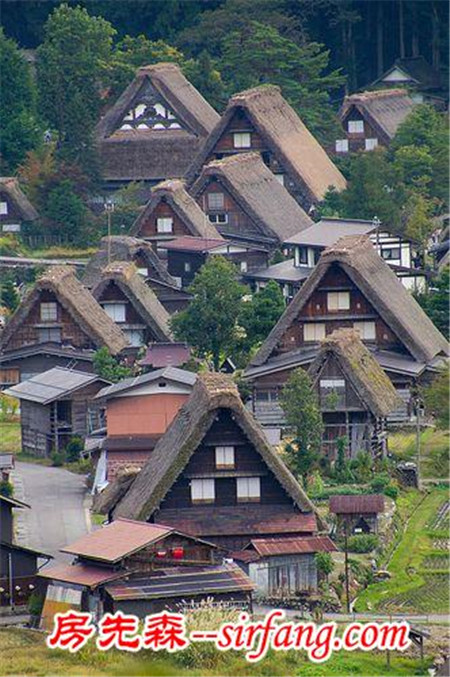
353;321;376;340
381;247;401;261
320;379;346;408
38;327;61;343
40;302;58;322
184;261;191;273
237;477;260;502
0;201;8;215
255;390;278;403
303;323;325;342
156;217;173;233
327;291;350;311
365;138;378;151
207;192;224;210
240;260;248;273
296;247;308;265
215;446;235;468
102;303;126;322
124;329;144;347
348;120;364;133
274;174;285;185
233;132;251;149
208;213;228;224
335;139;349;153
191;479;215;504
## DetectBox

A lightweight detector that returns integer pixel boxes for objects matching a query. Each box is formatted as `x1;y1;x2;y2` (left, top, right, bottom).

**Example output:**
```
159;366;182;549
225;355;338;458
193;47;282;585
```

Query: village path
11;461;90;562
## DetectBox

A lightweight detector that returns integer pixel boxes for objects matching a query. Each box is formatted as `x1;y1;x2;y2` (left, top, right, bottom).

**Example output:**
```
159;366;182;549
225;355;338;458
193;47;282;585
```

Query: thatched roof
0;177;39;221
308;329;402;417
190;152;313;243
92;261;173;342
340;89;415;142
83;236;177;289
131;178;222;239
93;468;140;515
186;85;346;203
0;266;128;355
113;372;322;526
251;235;449;368
95;63;220;182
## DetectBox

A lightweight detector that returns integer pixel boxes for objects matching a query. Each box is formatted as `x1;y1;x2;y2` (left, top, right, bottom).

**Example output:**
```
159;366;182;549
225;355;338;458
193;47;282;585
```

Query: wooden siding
136;200;195;239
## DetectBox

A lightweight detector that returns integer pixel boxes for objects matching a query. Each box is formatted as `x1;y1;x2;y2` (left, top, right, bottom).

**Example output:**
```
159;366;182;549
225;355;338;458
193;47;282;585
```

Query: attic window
38;327;60;343
365;138;378;151
208;213;228;224
215;446;235;469
320;379;346;408
303;323;325;342
191;479;215;504
240;261;248;273
157;217;173;233
158;381;167;388
348;120;364;134
119;96;183;132
353;321;376;340
102;303;126;323
327;291;350;311
237;477;260;503
207;193;224;210
335;139;349;153
0;201;8;215
233;132;251;149
40;302;58;322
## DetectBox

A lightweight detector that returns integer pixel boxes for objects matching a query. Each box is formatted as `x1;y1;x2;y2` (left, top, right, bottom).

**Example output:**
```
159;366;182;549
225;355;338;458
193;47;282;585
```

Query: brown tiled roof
0;177;39;221
308;329;402;418
340;89;415;142
0;265;128;356
131;179;222;239
190;152;313;243
187;85;346;203
162;236;229;252
329;494;384;514
250;235;449;368
38;562;127;588
250;535;337;557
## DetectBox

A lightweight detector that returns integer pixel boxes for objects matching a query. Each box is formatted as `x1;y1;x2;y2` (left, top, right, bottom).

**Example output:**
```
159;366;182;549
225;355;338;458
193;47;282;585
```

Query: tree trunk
399;0;406;58
411;1;420;57
377;1;384;76
431;2;440;70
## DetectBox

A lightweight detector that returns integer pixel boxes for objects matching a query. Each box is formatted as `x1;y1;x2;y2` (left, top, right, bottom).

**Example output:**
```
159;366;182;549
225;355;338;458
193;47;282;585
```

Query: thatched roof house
92;261;172;343
95;63;220;185
186;85;346;211
190;152;313;246
0;177;39;227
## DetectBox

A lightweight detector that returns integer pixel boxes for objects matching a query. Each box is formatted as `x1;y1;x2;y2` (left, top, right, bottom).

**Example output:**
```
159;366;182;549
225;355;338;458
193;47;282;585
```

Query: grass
389;428;449;479
355;486;450;613
28;246;97;260
0;628;432;676
0;420;21;454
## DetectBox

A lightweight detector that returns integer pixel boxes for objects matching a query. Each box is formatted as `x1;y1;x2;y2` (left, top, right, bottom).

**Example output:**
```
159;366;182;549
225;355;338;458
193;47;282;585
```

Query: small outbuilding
329;494;385;535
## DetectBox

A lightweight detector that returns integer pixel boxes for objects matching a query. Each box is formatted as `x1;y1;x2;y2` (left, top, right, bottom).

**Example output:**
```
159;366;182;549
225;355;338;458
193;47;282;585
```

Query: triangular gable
382;66;415;83
115;77;187;134
309;351;366;410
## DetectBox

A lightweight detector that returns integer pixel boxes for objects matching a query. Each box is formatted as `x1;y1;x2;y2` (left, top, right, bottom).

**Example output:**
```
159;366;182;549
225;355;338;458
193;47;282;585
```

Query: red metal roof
139;342;191;368
163;236;227;252
250;535;338;557
61;519;173;563
329;494;385;514
38;562;128;588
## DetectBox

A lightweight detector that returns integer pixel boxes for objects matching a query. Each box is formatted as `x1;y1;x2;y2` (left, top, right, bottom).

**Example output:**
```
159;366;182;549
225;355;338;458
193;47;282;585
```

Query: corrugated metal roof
0;453;14;469
244;260;313;283
38;562;128;588
4;367;108;405
285;218;374;247
95;366;197;400
163;236;228;252
105;565;255;601
329;494;384;514
139;343;191;368
250;536;338;557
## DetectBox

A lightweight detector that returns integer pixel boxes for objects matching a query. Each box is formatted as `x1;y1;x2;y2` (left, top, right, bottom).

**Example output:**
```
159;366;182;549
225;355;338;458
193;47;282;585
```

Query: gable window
240;260;248;273
381;247;401;261
38;327;61;343
124;329;144;347
102;303;126;323
156;217;173;234
320;378;346;408
335;139;349;153
40;302;58;322
184;261;192;273
353;321;376;340
191;478;215;504
237;477;260;503
365;138;378;151
348;120;364;134
215;446;235;469
207;193;224;210
274;173;285;185
303;323;326;342
0;201;8;215
327;291;350;311
208;213;228;224
233;132;251;149
295;247;308;266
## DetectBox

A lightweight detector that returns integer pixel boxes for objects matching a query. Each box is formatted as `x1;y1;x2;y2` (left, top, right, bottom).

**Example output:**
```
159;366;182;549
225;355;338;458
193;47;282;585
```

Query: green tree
184;51;227;111
1;276;19;312
423;366;449;430
37;4;115;174
0;29;41;172
45;180;88;245
170;256;247;370
93;347;132;383
280;368;323;484
415;267;449;339
315;551;334;581
404;194;435;248
239;280;285;350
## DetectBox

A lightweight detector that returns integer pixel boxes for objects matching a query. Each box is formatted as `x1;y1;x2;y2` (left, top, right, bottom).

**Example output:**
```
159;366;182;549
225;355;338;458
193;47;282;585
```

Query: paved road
12;462;90;562
254;605;449;624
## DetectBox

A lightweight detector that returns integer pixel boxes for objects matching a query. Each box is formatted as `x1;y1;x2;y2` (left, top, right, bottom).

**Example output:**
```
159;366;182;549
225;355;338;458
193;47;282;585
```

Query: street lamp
104;199;115;264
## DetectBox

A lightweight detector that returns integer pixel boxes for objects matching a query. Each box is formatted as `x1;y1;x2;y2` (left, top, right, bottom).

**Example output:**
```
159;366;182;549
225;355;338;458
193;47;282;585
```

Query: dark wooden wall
136;199;195;238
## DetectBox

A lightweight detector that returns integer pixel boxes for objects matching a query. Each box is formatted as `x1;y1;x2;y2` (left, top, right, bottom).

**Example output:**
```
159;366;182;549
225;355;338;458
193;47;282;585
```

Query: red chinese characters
143;611;189;652
47;611;96;653
97;611;141;651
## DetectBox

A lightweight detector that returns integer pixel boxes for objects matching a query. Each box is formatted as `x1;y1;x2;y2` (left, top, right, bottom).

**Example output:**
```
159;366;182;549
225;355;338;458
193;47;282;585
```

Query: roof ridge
230;84;282;102
347;88;410;101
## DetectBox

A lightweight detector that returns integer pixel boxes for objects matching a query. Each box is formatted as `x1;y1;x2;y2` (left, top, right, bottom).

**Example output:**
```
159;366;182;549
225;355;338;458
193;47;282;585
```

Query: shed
329;494;385;534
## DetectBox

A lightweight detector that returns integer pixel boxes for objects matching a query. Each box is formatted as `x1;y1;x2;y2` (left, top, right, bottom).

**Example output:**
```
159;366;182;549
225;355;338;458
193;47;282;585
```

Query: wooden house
186;85;346;213
243;260;311;304
131;178;222;245
372;57;447;108
4;367;110;457
329;494;384;535
38;519;253;622
189;152;313;250
335;89;416;153
163;236;268;288
244;235;448;436
0;266;128;386
0;177;39;234
308;329;401;459
105;373;328;562
94;63;220;190
92;261;172;349
1;494;52;607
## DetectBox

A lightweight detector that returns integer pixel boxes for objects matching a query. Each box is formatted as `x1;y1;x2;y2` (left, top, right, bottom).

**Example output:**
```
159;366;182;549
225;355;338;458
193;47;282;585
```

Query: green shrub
65;436;84;463
370;473;390;493
347;534;379;553
0;480;13;497
384;483;399;499
51;452;64;467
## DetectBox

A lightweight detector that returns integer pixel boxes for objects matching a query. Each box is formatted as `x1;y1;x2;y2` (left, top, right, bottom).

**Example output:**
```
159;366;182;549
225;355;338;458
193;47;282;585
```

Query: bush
370;473;390;493
347;534;379;553
0;480;13;497
65;436;84;463
51;452;64;467
384;483;399;499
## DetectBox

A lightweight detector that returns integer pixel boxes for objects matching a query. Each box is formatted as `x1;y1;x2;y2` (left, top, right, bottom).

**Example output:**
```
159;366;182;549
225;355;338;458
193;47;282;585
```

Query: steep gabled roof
250;235;448;368
190;152;313;243
131;179;222;239
0;266;128;355
0;177;39;221
308;329;402;418
92;261;172;342
340;89;415;142
378;57;442;90
186;85;346;202
83;236;177;289
114;372;321;523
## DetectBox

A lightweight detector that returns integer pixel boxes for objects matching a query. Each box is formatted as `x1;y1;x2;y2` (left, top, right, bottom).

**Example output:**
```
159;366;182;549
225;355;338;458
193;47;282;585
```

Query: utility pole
344;518;350;613
105;199;115;265
415;390;422;490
